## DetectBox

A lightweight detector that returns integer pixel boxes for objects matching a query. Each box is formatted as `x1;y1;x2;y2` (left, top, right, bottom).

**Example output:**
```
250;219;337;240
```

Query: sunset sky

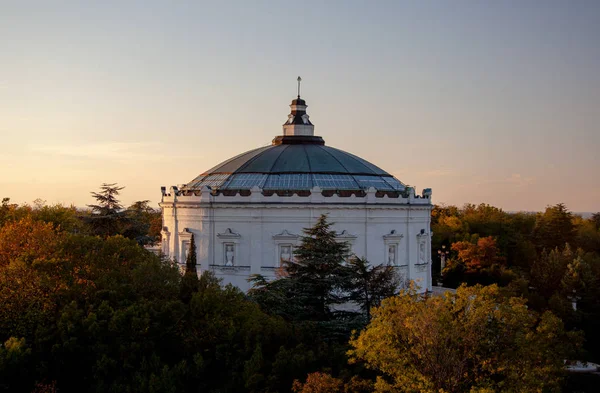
1;1;599;212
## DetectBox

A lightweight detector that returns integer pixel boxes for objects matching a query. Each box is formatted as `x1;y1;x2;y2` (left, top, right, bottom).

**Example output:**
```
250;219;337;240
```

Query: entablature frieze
160;202;432;212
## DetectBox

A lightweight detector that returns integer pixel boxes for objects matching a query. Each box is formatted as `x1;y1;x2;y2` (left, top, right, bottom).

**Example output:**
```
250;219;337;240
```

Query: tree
251;215;351;322
533;203;576;252
344;257;398;321
185;234;197;275
0;217;62;267
443;236;514;287
349;284;580;393
451;236;505;274
292;373;373;393
180;234;199;302
285;215;351;322
590;212;600;230
122;200;161;245
86;183;127;237
292;372;343;393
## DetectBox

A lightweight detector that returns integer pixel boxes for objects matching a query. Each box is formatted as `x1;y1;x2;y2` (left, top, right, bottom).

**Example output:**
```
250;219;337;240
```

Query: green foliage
0;337;33;391
0;213;301;393
85;183;128;237
250;215;355;339
3;194;599;391
250;215;398;342
122;200;162;245
533;203;576;252
344;257;398;321
285;215;352;321
349;284;581;393
432;202;600;362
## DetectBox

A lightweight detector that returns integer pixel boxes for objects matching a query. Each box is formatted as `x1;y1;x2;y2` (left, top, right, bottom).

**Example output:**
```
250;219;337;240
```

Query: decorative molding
217;228;241;239
416;228;429;238
383;230;405;266
160;200;434;211
272;229;299;241
210;265;251;273
178;227;192;240
415;263;429;273
383;229;404;241
336;230;357;240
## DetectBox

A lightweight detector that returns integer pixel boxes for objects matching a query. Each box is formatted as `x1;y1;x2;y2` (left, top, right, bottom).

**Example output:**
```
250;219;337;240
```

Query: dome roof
181;92;406;193
183;142;405;192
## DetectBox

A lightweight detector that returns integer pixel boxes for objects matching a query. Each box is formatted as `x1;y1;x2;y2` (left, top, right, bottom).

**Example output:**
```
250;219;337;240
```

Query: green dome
183;142;405;192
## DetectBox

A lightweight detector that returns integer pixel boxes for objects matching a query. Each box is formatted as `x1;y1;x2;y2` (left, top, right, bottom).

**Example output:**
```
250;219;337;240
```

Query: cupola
282;76;314;137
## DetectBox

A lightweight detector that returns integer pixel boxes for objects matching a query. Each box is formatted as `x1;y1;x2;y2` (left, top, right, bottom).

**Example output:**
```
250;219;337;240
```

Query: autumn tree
442;236;513;287
349;284;580;393
0;217;62;267
292;372;343;393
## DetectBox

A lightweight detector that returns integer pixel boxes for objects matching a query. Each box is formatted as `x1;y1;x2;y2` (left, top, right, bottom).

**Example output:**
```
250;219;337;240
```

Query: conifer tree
284;214;351;322
186;234;198;275
180;233;199;302
86;183;127;237
344;256;398;321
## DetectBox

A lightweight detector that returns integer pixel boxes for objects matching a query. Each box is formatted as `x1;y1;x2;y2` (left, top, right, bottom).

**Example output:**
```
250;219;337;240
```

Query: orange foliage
0;217;62;267
451;236;505;274
292;372;343;393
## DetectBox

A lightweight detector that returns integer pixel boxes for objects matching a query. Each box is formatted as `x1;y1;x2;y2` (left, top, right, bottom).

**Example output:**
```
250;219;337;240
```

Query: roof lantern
282;76;314;137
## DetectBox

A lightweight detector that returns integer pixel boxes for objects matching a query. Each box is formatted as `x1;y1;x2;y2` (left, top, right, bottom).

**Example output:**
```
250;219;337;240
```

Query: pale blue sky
1;1;599;211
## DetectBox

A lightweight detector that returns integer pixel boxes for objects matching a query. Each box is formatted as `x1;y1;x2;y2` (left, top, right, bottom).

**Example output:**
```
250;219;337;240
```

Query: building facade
160;93;433;292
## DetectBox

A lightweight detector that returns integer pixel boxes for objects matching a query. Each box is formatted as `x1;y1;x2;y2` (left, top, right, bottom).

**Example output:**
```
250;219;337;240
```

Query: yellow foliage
349;285;577;393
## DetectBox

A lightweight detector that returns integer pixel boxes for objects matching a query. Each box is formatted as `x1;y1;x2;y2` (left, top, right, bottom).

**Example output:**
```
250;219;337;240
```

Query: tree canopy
349;284;581;393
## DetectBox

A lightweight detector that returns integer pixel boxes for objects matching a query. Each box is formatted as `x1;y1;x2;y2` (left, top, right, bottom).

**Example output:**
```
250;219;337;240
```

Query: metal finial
297;76;302;98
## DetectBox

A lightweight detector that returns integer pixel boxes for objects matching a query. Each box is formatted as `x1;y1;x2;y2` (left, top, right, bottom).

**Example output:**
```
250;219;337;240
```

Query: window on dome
263;174;313;189
313;174;359;189
191;174;230;189
384;177;406;191
222;174;267;189
354;175;395;190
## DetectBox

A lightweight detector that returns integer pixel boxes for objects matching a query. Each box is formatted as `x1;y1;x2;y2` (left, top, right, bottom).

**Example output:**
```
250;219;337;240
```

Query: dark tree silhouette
86;183;127;237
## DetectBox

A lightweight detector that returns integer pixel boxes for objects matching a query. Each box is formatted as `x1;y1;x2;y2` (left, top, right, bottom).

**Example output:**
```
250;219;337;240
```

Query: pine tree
284;214;351;322
344;256;398;321
86;183;127;237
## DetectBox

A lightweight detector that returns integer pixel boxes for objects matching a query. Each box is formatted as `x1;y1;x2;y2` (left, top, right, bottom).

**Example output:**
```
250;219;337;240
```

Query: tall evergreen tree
532;203;576;252
344;257;398;321
186;234;198;275
249;215;368;339
86;183;127;237
180;233;199;302
283;214;351;322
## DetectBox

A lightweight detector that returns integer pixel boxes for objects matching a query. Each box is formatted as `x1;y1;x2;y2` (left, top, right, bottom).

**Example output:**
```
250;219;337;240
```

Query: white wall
161;195;433;293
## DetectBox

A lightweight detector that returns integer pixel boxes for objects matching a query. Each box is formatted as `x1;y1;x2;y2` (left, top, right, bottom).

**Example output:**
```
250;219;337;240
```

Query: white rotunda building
160;90;433;292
